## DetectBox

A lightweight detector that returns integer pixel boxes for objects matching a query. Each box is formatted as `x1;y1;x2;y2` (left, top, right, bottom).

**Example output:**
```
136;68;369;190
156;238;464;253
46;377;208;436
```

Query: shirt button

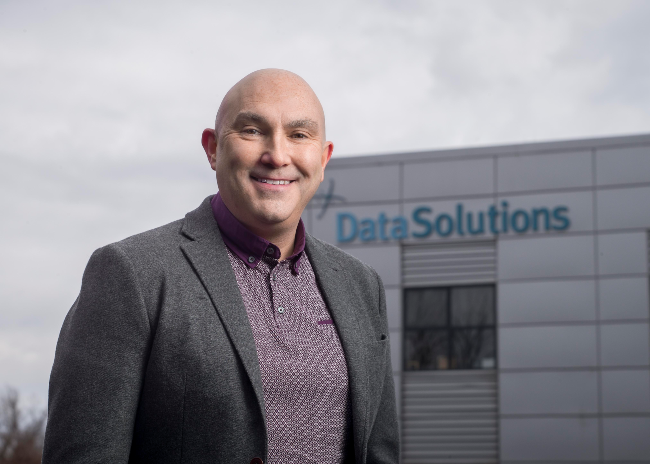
247;256;255;263
277;307;284;314
266;247;274;255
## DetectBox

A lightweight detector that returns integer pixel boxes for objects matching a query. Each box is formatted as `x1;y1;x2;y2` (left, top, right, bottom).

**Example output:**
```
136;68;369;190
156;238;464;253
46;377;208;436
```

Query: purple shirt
211;194;351;464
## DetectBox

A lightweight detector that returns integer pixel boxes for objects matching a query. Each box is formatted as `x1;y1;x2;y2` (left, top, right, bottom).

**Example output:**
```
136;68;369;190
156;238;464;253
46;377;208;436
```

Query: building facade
305;134;650;463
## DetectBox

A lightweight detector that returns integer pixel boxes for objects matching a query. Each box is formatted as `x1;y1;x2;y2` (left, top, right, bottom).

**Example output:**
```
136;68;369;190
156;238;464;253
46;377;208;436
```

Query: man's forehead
234;81;321;117
216;69;325;135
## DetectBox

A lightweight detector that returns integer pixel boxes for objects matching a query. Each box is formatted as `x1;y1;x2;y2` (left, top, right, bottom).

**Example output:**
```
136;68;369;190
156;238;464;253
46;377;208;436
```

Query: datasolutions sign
336;202;570;243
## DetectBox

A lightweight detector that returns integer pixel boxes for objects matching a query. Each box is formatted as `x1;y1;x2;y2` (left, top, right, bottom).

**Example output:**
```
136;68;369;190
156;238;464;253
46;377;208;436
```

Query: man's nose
259;132;291;167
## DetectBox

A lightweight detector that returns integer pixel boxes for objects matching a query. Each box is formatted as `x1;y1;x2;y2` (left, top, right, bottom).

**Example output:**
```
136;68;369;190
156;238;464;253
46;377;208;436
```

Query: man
43;69;399;463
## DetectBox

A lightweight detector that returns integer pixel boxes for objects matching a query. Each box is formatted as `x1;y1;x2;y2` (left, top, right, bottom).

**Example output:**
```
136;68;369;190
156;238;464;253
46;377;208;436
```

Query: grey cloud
1;0;649;404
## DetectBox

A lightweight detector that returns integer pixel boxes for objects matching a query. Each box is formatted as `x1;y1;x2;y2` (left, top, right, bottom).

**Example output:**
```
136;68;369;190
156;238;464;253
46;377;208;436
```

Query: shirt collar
211;193;305;273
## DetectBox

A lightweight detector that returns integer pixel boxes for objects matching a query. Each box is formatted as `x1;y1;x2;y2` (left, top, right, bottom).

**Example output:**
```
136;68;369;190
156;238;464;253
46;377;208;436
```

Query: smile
251;176;294;185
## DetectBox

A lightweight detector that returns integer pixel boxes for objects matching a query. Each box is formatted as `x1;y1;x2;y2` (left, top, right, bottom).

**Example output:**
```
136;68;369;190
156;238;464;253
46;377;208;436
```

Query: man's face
203;74;333;234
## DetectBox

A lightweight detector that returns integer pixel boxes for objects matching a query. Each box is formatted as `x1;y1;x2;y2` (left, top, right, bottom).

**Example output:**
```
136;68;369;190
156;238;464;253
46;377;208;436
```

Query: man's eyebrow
286;118;319;131
231;112;319;132
232;112;269;126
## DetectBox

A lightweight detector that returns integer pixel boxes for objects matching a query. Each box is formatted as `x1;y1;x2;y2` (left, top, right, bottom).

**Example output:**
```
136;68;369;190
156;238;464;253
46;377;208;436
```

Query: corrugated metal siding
402;241;497;287
647;231;650;272
402;371;499;464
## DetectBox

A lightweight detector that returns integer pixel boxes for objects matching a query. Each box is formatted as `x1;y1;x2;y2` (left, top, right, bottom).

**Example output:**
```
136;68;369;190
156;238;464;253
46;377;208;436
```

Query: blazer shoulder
114;218;186;255
111;194;215;260
83;218;187;288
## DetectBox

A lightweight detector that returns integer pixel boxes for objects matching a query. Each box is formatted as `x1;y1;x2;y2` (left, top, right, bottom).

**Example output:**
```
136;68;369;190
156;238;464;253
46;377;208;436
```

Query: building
305;133;650;463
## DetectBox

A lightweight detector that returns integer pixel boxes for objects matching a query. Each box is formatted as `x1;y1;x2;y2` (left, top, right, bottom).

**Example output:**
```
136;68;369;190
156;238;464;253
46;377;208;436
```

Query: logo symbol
311;179;346;219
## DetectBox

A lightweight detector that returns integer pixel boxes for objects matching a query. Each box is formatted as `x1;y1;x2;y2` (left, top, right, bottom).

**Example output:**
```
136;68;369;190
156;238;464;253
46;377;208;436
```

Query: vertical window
404;285;496;370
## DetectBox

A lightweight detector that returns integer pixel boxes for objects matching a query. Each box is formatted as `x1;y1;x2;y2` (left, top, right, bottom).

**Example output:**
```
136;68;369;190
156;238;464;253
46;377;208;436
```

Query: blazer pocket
367;337;389;363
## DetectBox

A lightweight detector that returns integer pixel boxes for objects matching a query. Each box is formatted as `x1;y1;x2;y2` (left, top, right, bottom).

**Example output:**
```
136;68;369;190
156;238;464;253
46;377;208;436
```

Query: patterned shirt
211;194;351;464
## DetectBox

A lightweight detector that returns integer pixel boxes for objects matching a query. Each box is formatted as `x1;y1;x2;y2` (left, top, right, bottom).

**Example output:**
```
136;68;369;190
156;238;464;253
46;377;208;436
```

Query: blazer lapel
179;197;266;421
306;236;371;463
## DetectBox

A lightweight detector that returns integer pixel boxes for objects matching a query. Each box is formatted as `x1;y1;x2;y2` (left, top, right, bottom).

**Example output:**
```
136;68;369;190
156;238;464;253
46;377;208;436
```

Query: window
403;285;496;371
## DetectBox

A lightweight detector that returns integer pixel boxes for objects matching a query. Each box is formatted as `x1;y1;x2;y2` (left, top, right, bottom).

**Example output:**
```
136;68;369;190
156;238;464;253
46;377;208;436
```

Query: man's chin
254;211;293;226
247;204;295;226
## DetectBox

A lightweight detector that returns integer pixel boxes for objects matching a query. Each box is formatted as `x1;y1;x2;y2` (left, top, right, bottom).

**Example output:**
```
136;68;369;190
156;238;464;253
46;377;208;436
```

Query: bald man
43;69;399;464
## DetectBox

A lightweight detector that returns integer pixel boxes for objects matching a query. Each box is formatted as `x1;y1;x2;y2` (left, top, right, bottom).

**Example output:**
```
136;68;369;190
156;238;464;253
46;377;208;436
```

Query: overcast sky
1;0;649;407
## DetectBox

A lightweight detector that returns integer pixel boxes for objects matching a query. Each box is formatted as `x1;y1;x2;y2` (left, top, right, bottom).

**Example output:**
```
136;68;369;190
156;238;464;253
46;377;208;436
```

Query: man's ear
201;128;217;171
320;141;334;181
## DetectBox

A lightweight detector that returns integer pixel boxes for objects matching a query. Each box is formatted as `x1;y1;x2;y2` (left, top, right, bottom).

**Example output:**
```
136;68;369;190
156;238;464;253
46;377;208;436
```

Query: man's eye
243;128;260;135
292;133;307;139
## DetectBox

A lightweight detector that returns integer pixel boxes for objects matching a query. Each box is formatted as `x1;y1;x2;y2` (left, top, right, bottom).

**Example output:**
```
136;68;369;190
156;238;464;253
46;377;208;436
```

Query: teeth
256;177;291;185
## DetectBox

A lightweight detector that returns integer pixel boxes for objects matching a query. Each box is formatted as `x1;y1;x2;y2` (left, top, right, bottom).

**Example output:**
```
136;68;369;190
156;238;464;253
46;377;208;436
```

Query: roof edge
327;132;650;168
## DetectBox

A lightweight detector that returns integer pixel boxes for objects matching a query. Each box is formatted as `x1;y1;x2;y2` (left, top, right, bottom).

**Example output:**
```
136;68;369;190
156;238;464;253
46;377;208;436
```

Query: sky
1;0;649;408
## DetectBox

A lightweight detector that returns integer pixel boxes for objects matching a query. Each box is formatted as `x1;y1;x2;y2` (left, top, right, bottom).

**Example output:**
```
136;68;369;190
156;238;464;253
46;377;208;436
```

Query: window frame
402;283;497;371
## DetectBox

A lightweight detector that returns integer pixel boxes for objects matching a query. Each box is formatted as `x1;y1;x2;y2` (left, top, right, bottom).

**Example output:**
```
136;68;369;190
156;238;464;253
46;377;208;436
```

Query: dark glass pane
451;328;496;369
451;286;495;327
404;288;448;328
404;330;449;370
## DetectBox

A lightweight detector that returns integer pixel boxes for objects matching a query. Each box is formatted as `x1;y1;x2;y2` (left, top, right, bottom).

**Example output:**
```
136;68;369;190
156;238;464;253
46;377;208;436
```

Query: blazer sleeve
43;243;152;464
365;270;401;463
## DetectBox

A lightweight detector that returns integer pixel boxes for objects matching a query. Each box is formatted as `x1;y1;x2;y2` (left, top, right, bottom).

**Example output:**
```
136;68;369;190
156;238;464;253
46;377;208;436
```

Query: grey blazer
43;196;399;464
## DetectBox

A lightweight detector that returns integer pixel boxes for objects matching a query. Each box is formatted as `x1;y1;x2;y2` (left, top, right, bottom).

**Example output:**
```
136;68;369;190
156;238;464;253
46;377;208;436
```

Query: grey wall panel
402;371;498;464
499;325;597;369
497;150;592;193
601;369;650;413
394;374;401;419
497;190;594;235
599;277;650;321
389;329;401;374
499;371;598;414
385;287;402;330
596;144;650;186
403;157;494;199
315;164;400;203
498;235;595;280
600;323;650;367
500;417;599;461
311;203;401;246
597;186;650;230
603;417;650;461
343;245;401;287
597;232;648;275
499;280;596;324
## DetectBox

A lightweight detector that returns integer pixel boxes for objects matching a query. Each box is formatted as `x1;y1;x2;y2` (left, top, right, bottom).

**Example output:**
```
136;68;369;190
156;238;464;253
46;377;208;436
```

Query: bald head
201;69;333;251
215;69;326;141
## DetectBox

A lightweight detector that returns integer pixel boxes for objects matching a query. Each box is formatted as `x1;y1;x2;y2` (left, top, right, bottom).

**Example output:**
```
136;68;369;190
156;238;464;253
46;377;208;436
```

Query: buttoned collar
211;193;305;274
